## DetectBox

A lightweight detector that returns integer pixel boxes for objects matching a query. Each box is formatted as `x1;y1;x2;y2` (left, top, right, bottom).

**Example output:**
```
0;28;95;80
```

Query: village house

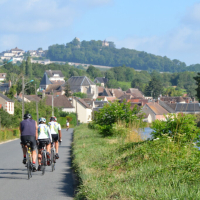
65;76;98;99
0;73;6;82
94;77;108;87
100;88;125;99
141;102;169;123
45;70;65;83
72;97;93;123
0;93;14;115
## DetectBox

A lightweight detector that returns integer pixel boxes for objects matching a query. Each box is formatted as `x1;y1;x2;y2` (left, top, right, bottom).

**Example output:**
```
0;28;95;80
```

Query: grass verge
0;128;20;142
72;124;200;200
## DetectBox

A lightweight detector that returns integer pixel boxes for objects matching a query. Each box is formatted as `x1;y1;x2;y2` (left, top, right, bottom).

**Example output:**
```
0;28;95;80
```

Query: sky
0;0;200;65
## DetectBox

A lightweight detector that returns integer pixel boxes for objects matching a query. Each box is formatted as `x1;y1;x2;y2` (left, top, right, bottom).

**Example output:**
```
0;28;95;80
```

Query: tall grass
0;128;20;142
72;124;200;200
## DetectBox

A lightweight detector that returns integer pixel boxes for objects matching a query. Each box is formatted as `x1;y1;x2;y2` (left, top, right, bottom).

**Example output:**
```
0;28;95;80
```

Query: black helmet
24;113;32;119
50;116;55;121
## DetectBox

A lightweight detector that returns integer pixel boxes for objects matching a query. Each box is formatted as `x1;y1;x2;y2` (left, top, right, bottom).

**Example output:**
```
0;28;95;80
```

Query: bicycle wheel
41;151;46;175
51;148;55;172
26;153;31;179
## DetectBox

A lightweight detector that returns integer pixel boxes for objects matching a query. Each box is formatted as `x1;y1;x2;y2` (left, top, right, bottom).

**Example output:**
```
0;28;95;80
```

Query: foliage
64;82;71;97
73;124;200;200
144;76;163;98
0;129;20;142
73;92;87;98
86;65;102;79
46;39;191;73
151;113;200;145
93;101;142;136
193;72;200;101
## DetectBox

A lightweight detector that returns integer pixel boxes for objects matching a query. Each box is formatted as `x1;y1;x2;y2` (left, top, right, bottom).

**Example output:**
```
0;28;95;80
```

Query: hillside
46;38;200;73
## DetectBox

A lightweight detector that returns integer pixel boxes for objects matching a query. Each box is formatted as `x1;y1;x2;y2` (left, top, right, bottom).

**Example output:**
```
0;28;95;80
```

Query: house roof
175;103;200;112
45;84;62;93
45;95;74;108
94;101;107;107
75;98;91;108
158;100;175;113
160;96;191;103
11;47;23;51
0;93;14;102
0;83;9;92
40;72;52;86
146;102;168;115
24;95;41;102
82;98;93;107
126;88;144;98
103;88;125;99
106;96;118;102
67;76;95;86
97;86;105;94
46;70;64;78
95;77;108;84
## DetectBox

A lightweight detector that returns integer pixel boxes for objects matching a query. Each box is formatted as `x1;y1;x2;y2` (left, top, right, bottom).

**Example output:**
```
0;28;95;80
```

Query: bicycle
51;143;56;172
21;140;33;180
40;141;48;175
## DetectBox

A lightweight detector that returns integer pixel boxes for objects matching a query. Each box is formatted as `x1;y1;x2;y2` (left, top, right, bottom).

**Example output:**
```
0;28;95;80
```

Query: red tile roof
147;102;168;115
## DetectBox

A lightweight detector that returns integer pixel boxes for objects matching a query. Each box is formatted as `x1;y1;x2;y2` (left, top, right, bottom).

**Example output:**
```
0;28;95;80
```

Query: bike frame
40;143;47;175
51;143;56;172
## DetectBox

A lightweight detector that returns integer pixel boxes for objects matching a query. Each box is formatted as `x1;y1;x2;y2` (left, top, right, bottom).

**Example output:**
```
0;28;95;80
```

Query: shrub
93;101;143;136
151;113;199;145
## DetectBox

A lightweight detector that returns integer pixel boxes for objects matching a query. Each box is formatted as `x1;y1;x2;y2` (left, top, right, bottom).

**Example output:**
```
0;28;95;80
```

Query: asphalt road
0;129;74;200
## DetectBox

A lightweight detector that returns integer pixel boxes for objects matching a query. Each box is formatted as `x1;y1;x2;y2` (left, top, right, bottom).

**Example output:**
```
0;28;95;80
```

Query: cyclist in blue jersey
48;116;62;159
20;113;38;171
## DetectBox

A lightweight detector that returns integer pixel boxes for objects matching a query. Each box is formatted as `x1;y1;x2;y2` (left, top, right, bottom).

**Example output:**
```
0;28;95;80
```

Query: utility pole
22;76;24;120
52;90;54;116
76;97;78;125
35;84;39;123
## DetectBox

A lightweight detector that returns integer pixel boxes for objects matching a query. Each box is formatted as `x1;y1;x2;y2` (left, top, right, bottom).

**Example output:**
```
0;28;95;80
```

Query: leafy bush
151;113;199;145
93;101;143;136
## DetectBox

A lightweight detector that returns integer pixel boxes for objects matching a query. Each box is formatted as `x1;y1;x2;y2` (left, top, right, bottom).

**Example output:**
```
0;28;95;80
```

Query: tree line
46;38;200;73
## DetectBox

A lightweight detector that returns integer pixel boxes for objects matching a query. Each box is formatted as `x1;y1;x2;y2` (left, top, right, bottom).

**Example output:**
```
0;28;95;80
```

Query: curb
0;138;19;145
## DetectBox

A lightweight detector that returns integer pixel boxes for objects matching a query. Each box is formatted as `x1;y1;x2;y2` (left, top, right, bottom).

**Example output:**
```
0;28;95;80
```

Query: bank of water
141;127;153;140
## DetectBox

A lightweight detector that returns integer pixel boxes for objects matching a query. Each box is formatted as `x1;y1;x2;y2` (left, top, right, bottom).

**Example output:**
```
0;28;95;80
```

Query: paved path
0;129;74;200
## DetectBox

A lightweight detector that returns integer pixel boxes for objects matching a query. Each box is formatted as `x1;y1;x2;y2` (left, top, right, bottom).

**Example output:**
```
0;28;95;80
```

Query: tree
193;73;200;101
26;57;32;78
145;76;163;98
65;82;71;97
73;92;87;98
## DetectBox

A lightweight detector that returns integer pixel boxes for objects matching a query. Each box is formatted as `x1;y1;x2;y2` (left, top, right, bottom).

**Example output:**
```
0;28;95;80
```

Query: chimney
42;90;45;99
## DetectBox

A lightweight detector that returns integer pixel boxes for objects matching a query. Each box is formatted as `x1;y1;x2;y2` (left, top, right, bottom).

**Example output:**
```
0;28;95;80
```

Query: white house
72;97;93;123
0;93;14;115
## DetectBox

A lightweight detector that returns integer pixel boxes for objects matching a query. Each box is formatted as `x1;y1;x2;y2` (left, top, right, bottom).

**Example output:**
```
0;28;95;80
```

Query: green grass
0;129;20;142
118;81;131;88
72;124;200;200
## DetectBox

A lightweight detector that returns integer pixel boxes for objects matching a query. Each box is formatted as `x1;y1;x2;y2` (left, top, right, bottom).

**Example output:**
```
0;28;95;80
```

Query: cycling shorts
38;139;50;149
21;135;36;150
51;134;59;142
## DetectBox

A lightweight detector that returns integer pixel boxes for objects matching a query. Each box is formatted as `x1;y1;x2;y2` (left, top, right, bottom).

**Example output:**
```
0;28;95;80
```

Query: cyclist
20;113;38;172
66;119;69;131
37;117;52;171
48;116;62;159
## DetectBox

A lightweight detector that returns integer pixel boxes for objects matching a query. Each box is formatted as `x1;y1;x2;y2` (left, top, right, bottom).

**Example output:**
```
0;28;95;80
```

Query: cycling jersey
48;121;61;135
38;124;52;142
20;119;36;136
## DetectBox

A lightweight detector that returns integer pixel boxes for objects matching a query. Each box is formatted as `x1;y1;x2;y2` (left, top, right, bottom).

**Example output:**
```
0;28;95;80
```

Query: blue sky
1;0;200;65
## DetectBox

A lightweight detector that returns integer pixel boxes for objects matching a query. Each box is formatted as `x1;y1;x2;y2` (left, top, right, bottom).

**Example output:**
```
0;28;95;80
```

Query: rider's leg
38;149;42;165
46;143;51;154
55;141;59;154
32;150;37;163
22;146;27;156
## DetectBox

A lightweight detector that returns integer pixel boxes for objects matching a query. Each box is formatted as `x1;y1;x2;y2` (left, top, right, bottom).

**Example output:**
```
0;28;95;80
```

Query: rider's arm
48;127;52;143
35;121;38;140
58;124;62;141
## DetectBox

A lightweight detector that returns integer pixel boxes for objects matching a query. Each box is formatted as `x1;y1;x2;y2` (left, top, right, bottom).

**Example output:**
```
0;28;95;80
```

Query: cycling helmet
39;117;46;123
24;113;32;119
50;116;55;121
53;116;57;121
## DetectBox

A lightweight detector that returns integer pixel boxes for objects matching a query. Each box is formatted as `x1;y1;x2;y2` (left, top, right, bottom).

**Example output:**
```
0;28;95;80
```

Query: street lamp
0;58;13;67
22;76;34;120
